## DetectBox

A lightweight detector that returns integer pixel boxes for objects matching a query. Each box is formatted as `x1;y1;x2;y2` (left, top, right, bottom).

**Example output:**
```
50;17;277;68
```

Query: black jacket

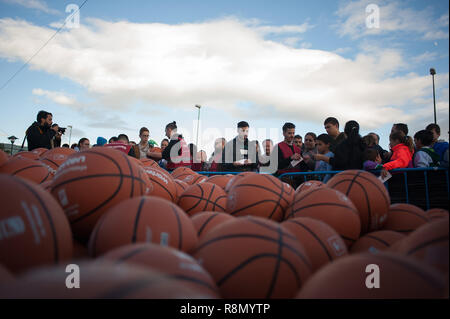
26;122;56;151
329;137;365;170
222;137;259;172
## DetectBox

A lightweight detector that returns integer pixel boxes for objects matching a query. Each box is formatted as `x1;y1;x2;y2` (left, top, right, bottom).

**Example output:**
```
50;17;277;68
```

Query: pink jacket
383;143;413;170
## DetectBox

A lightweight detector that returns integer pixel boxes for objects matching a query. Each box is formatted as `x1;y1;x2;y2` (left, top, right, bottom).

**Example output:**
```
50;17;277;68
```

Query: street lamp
195;105;202;148
430;68;437;124
67;125;73;146
8;136;18;155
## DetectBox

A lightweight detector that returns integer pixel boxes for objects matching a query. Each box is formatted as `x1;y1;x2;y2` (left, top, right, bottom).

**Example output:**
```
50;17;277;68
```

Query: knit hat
96;136;107;146
149;139;159;147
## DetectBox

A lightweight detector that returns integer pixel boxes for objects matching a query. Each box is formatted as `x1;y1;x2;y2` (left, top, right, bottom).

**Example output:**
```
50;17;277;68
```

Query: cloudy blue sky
0;0;448;154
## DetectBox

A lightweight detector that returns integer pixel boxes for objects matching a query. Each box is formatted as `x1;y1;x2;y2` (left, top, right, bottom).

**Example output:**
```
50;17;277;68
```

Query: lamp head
430;68;436;75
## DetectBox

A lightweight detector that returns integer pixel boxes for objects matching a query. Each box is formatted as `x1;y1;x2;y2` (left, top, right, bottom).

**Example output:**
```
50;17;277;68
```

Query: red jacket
383;143;413;170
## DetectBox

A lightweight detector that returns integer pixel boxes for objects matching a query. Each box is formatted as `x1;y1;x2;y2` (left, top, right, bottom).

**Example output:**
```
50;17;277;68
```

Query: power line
0;0;89;92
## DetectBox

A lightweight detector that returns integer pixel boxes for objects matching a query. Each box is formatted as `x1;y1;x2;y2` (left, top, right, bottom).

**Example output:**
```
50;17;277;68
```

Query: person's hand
233;161;243;167
303;154;311;162
244;159;252;165
381;168;388;178
291;153;301;161
312;154;322;161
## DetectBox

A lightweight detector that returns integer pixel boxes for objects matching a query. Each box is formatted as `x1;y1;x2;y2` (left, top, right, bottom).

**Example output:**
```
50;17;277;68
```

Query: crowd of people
25;110;449;184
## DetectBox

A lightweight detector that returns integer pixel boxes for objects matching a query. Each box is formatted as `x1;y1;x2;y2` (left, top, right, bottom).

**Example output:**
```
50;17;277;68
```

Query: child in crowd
381;131;414;178
363;148;383;171
413;130;440;168
314;134;334;183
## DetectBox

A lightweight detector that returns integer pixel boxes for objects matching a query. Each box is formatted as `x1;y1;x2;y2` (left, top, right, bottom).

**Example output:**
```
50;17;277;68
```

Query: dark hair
237;121;249;129
426;123;440;135
62;144;70;148
364;148;379;162
139;127;149;136
317;134;333;145
362;134;376;147
36;110;48;123
305;132;317;140
390;131;414;153
262;139;273;145
393;123;409;136
324;117;339;128
282;122;296;132
369;132;380;144
109;137;118;143
188;143;197;161
161;138;169;144
78;138;89;147
166;121;177;130
70;143;78;149
118;134;129;143
344;121;361;145
414;130;434;147
294;135;302;140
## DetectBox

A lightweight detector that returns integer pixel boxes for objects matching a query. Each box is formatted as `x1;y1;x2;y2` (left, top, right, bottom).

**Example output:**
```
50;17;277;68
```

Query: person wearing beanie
96;137;107;146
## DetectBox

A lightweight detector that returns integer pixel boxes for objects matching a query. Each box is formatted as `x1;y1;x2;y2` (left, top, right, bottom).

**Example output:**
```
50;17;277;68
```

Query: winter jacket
383;143;413;170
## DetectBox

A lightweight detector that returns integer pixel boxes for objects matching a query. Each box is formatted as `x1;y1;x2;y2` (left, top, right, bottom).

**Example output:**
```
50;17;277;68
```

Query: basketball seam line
204;184;216;212
406;235;449;255
182;185;205;214
197;213;220;237
149;177;175;202
123;153;135;198
230;199;284;217
290;202;359;217
131;198;146;243
266;226;283;298
171;205;183;250
363;234;391;247
245;218;297;241
388;209;429;222
179;193;226;213
231;183;290;206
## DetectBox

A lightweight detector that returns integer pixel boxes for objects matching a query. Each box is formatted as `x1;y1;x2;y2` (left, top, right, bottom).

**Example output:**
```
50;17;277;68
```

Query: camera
59;127;67;135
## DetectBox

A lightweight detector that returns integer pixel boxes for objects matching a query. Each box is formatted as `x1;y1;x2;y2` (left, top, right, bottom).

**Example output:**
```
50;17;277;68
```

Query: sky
0;0;448;155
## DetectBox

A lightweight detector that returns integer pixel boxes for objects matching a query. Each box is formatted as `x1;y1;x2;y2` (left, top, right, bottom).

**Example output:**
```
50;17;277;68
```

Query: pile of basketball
0;147;448;299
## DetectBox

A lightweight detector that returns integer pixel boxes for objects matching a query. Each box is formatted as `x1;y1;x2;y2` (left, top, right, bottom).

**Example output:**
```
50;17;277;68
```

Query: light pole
8;136;18;155
430;68;437;124
68;125;73;146
195;105;201;148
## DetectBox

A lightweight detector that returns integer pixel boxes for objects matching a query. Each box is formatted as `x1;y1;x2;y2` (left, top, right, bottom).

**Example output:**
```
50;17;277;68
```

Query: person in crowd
25;110;59;151
70;143;78;150
362;134;376;148
294;135;303;151
426;123;449;162
162;121;191;172
208;138;226;172
368;132;389;163
324;117;346;153
96;137;107;146
363;148;383;171
413;130;440;168
109;137;118;143
314;134;334;183
161;139;169;152
302;133;318;171
62;144;70;148
380;131;414;178
78;138;90;152
259;139;273;168
222;121;259;172
137;127;151;160
104;134;137;158
158;138;170;169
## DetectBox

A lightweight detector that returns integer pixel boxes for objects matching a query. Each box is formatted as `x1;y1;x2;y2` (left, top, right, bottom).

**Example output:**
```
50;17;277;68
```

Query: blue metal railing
198;168;449;210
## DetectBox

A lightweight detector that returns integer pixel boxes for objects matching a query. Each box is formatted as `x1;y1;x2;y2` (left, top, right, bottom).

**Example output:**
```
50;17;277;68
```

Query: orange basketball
192;174;208;184
143;166;177;202
327;170;390;234
88;196;198;257
101;243;219;297
0;157;53;184
350;230;406;254
193;216;312;298
128;156;144;167
206;175;234;190
40;147;76;172
174;179;189;200
172;167;195;179
224;172;257;192
296;252;446;298
226;174;292;221
0;150;8;167
73;240;90;260
178;182;227;217
152;147;162;153
427;208;449;221
0;174;73;274
141;158;159;168
39;180;52;192
394;218;449;274
296;180;326;194
0;262;213;298
50;147;152;241
285;187;361;247
13;151;40;161
383;203;429;234
176;173;198;185
191;212;235;239
30;148;49;157
282;217;348;272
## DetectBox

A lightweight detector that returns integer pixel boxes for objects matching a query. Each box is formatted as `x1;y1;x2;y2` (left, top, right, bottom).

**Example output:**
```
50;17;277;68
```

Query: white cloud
32;88;77;106
335;0;449;40
254;22;314;35
1;0;59;15
411;51;439;65
0;17;448;130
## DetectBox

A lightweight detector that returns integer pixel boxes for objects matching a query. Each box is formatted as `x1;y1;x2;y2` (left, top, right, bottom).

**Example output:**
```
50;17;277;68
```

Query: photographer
25;111;59;151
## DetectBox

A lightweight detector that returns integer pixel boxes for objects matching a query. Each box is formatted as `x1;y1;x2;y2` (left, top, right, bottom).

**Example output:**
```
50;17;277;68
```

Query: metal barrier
198;168;449;210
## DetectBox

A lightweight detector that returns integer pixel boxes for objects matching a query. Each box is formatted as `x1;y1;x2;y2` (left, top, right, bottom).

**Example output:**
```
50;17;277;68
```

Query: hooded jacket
383;143;413;170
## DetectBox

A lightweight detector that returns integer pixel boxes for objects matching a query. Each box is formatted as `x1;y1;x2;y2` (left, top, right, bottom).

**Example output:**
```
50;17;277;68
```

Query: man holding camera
26;110;61;151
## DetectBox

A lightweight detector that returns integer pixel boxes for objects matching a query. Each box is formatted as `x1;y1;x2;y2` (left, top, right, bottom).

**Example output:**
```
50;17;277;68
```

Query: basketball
141;158;159;168
88;196;198;257
296;180;326;194
0;150;8;167
178;182;227;216
193;216;312;298
285;187;361;247
0;174;73;274
128;156;144;167
30;148;49;157
0;157;52;184
296;252;446;299
226;174;293;221
0;262;213;298
327;170;390;234
13;151;40;161
171;167;195;179
383;203;429;234
73;240;90;260
180;173;208;185
101;243;220;297
394;218;449;274
206;175;234;190
143;166;177;202
224;172;257;193
350;230;406;254
152;147;162;153
50;147;152;241
281;217;348;272
427;208;449;221
174;179;189;200
39;180;52;192
40;147;76;172
191;212;235;239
